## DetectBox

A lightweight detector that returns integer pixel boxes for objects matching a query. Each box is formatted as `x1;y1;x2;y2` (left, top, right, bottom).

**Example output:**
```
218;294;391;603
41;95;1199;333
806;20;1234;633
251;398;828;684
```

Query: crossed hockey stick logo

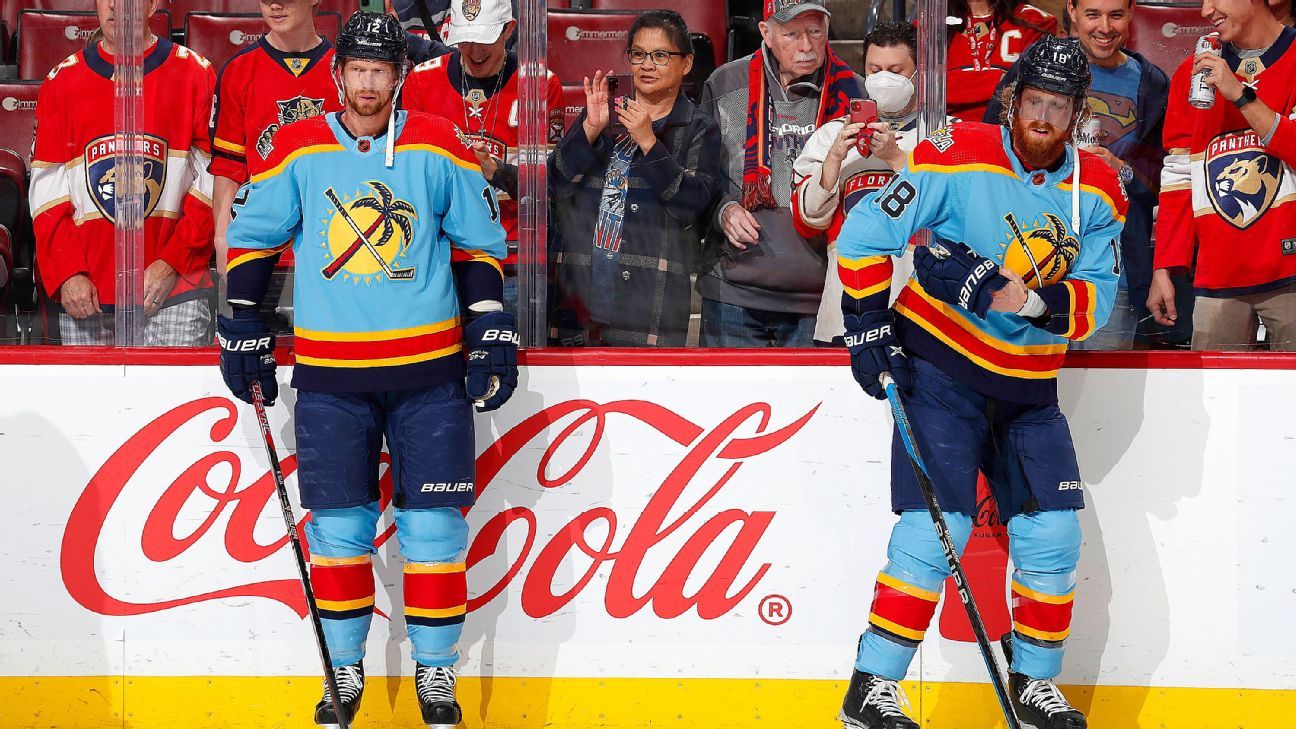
322;182;418;281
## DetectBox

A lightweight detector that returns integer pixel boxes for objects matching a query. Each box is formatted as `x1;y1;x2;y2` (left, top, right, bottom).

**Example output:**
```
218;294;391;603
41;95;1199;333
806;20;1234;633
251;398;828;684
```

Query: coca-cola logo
61;397;817;622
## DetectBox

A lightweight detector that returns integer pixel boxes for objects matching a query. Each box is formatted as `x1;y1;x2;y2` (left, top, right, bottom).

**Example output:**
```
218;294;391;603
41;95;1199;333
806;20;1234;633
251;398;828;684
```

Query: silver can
1077;115;1102;148
1190;34;1223;109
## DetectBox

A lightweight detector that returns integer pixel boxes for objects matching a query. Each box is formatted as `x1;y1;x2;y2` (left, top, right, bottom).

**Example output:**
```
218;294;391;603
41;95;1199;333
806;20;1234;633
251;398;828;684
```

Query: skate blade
836;710;871;729
426;724;460;729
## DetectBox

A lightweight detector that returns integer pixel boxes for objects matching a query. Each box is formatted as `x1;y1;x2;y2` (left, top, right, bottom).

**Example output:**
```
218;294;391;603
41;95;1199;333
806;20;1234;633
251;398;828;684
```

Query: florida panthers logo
320;181;419;283
1206;131;1283;230
257;95;326;159
84;134;167;223
462;0;482;20
1000;212;1080;288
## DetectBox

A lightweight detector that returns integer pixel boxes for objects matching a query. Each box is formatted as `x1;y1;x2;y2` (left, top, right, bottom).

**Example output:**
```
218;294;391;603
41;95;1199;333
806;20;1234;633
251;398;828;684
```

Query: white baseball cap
444;0;514;46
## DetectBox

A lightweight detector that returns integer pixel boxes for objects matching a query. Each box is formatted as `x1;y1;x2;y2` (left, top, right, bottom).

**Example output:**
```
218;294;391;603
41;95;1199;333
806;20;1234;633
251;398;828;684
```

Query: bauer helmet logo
1205;132;1283;230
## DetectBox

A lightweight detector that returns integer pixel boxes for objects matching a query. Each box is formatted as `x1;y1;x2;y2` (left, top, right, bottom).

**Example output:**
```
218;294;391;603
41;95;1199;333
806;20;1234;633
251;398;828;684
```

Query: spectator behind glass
210;0;340;334
697;0;863;348
1148;0;1296;350
985;0;1169;351
30;0;217;346
404;0;565;320
947;0;1058;124
793;20;951;346
548;10;723;346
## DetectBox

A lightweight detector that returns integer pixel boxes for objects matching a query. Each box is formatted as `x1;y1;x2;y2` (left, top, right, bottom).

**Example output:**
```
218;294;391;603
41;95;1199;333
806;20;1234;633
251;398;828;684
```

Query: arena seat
17;9;172;80
184;12;342;72
589;0;729;68
0;81;38;169
547;9;638;83
560;83;586;133
167;0;356;31
1127;2;1212;77
1;0;95;44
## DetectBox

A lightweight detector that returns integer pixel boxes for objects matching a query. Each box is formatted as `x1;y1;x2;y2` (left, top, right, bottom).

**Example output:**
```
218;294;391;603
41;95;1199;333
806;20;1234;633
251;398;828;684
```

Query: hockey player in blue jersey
834;37;1128;729
216;12;514;728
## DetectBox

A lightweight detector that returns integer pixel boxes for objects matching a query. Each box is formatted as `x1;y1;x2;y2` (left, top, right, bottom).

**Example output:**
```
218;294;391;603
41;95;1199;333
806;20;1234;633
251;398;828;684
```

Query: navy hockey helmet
335;11;408;66
1016;37;1091;100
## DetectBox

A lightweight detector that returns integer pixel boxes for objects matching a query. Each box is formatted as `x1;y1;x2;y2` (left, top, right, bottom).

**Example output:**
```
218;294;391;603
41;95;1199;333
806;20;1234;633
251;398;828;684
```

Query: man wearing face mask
696;0;863;347
792;21;952;346
985;0;1169;350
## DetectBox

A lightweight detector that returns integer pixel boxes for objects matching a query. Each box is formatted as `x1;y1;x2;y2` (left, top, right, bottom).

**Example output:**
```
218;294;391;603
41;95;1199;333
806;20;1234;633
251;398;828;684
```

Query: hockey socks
310;553;376;667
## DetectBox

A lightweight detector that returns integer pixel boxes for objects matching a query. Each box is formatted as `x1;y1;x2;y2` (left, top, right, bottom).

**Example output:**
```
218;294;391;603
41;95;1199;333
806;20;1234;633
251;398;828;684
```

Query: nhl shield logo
84;134;167;223
1206;131;1283;230
463;0;482;21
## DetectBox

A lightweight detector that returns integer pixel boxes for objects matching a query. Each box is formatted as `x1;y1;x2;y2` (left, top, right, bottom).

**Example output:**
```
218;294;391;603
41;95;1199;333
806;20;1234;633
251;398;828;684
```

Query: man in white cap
403;0;564;315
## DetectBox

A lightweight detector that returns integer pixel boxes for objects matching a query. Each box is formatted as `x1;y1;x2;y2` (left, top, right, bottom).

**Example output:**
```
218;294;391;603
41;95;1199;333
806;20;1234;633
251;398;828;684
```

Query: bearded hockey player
833;37;1127;729
217;12;514;729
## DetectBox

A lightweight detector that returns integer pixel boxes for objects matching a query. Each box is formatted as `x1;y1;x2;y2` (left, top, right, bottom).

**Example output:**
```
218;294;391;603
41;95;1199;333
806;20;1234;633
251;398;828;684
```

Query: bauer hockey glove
913;239;1010;319
464;311;519;412
844;310;912;400
216;308;277;406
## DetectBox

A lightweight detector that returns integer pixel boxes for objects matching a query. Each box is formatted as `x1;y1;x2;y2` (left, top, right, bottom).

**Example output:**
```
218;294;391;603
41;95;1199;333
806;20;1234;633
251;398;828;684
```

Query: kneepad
395;507;470;564
1008;510;1081;584
885;509;975;589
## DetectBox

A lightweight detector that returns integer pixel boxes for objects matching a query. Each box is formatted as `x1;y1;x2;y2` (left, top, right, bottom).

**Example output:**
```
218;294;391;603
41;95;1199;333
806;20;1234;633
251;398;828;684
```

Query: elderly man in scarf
696;0;864;347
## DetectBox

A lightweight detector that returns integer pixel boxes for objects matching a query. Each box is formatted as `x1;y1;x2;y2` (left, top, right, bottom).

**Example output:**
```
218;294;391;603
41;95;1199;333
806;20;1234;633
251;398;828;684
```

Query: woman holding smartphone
549;9;723;347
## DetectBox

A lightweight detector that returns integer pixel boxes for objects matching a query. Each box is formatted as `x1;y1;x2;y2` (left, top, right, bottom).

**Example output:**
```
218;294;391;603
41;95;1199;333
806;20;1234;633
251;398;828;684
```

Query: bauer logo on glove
464;311;519;413
914;239;1010;319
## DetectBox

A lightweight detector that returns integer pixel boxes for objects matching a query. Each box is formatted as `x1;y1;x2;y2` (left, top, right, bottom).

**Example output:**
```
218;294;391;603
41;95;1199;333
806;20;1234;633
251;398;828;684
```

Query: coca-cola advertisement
1;362;1294;727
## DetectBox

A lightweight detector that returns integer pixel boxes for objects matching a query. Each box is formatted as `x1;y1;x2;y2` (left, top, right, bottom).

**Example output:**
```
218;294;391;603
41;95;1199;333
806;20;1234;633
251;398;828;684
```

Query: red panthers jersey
403;51;564;250
209;37;339;184
946;5;1057;123
1156;27;1296;297
30;38;216;308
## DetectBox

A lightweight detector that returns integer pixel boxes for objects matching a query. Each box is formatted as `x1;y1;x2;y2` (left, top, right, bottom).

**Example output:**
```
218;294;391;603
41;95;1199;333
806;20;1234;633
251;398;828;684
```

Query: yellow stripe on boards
3;677;1296;727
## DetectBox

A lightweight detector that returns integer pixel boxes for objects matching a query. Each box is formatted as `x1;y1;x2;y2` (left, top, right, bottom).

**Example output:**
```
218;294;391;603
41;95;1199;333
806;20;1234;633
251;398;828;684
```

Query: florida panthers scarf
742;46;860;211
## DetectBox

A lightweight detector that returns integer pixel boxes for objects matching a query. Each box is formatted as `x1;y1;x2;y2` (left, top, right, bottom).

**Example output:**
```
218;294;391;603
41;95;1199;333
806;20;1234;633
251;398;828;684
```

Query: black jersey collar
86;36;173;80
258;35;333;77
447;49;518;97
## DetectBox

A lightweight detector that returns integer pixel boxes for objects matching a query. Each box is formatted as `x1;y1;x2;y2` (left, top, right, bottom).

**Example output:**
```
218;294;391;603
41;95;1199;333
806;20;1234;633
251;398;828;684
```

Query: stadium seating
0;0;95;44
589;0;729;69
17;9;172;80
184;11;343;72
1127;2;1211;77
165;0;358;31
547;9;638;83
560;83;586;133
0;81;38;169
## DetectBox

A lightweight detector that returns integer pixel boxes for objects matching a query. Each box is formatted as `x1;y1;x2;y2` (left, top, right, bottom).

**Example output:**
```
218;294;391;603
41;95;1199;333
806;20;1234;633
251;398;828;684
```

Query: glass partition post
915;0;947;143
516;0;549;348
113;0;149;347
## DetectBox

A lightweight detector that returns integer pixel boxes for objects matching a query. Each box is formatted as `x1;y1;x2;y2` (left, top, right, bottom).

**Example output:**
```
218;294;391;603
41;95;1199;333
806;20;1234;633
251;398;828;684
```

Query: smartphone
849;99;878;157
607;74;634;129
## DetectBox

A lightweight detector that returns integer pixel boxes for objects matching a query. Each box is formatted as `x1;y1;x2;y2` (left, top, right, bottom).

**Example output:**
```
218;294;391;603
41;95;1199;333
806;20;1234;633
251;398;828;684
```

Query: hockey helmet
335;11;408;67
1016;37;1091;100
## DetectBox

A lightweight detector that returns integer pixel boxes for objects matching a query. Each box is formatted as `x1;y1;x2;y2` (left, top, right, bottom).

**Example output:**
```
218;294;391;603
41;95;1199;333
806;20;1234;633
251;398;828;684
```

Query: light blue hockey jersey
226;110;506;393
836;122;1128;404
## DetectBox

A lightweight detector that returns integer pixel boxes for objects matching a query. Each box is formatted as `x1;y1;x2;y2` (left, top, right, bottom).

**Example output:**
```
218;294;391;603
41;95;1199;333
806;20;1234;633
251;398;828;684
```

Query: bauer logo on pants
84;134;168;223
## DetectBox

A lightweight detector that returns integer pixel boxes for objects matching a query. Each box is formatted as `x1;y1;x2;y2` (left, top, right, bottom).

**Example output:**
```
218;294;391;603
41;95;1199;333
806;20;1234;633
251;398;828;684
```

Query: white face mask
865;70;916;114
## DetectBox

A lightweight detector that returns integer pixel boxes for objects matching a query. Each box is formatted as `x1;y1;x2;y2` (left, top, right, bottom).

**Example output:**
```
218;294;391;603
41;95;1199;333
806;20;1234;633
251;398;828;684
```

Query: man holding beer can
1147;0;1296;350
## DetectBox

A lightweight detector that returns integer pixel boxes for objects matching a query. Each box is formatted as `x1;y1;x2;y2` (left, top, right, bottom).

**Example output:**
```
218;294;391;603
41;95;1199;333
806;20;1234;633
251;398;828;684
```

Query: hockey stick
248;382;351;729
879;372;1022;729
322;214;389;280
1003;213;1045;287
324;188;416;280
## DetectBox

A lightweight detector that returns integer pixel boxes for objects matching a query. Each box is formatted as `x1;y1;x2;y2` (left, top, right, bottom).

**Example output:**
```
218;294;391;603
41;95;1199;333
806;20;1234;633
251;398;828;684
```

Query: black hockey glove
464;311;519;412
216;308;277;406
913;239;1010;319
844;310;912;400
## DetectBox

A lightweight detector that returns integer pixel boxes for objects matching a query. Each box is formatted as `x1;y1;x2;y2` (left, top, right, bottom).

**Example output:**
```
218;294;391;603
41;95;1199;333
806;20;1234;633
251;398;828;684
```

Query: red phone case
850;99;878;157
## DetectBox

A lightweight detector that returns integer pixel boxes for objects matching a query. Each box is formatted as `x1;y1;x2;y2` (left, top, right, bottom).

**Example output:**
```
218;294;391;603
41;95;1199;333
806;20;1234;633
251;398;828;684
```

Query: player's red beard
1011;117;1070;170
346;87;393;118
